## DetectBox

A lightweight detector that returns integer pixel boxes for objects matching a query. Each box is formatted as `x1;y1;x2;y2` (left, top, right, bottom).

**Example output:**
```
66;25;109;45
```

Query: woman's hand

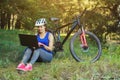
38;42;44;47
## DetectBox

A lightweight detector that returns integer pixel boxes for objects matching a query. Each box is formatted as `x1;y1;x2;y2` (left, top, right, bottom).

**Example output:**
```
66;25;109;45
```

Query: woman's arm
43;33;54;51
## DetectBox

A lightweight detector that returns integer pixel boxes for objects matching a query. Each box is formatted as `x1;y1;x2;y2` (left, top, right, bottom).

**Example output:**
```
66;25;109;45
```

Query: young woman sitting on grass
16;18;54;71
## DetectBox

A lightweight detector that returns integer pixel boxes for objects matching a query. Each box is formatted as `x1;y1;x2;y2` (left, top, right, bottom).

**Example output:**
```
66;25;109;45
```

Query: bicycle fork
79;27;88;50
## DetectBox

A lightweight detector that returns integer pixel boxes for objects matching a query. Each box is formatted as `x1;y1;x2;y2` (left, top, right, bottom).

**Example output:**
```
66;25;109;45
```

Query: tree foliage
0;0;120;42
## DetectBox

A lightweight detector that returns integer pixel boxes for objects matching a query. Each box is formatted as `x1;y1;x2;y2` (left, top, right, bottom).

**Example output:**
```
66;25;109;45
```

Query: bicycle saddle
50;17;59;21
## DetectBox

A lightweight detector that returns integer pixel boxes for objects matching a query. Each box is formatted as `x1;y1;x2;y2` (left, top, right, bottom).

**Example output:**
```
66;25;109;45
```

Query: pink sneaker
23;64;32;71
16;63;25;71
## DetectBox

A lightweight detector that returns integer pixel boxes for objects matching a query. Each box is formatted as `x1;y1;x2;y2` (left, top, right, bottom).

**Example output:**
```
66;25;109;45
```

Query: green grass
0;30;120;80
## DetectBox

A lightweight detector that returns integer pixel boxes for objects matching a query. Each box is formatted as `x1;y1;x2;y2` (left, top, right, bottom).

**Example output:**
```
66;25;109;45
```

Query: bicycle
48;9;102;63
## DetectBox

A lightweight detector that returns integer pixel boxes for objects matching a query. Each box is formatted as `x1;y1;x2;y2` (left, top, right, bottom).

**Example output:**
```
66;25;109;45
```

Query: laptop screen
19;34;38;48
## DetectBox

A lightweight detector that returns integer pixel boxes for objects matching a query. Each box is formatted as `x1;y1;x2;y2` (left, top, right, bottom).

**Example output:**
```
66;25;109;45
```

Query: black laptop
18;34;38;48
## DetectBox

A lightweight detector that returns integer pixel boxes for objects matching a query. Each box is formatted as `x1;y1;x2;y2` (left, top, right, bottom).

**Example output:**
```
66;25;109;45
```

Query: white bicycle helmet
35;18;47;26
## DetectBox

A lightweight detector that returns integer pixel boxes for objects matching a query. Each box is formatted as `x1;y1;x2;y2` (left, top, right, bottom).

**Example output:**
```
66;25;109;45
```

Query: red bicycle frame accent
80;27;88;47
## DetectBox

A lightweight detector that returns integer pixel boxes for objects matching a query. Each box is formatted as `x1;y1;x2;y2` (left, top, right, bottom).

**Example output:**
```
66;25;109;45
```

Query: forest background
0;0;120;80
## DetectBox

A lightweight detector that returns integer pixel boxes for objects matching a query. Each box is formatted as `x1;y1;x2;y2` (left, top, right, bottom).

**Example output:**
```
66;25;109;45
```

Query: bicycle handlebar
49;8;87;31
77;8;87;18
75;8;87;26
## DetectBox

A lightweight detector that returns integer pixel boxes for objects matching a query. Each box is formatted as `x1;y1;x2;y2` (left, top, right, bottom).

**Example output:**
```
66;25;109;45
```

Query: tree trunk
7;12;11;30
0;10;6;29
11;14;15;30
15;18;21;29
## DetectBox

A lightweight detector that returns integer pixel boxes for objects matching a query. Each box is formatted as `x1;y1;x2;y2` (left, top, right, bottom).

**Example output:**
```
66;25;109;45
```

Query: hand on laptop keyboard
38;42;44;47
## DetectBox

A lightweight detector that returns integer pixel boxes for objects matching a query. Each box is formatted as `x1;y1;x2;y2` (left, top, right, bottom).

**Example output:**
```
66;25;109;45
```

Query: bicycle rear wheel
70;31;102;62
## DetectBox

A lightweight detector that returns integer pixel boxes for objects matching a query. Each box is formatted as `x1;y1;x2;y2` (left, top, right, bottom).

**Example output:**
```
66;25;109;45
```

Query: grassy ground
0;30;120;80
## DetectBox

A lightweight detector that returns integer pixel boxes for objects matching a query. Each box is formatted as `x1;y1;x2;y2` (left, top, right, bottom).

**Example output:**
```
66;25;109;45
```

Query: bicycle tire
70;31;102;62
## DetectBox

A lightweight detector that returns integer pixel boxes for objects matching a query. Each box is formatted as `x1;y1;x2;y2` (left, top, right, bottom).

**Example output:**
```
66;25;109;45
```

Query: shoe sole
16;68;32;72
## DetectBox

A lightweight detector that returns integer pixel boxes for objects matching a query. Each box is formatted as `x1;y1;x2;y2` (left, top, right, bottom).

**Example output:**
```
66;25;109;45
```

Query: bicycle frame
53;19;88;48
54;20;77;45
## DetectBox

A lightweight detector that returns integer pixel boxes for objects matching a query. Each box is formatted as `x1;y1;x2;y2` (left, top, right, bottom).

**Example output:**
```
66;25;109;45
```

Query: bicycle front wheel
70;31;102;62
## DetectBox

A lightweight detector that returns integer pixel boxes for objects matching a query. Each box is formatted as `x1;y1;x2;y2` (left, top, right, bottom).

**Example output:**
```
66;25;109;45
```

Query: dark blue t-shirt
37;32;52;54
